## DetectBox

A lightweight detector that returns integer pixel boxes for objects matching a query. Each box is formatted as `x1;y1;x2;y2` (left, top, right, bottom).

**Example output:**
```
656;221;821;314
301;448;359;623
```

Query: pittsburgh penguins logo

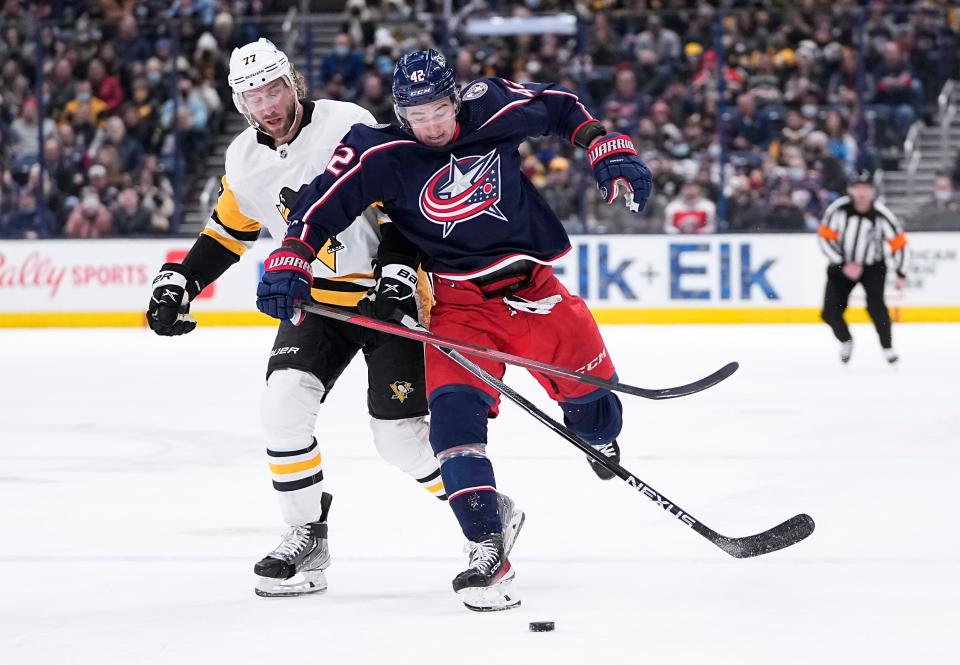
389;381;415;403
275;185;308;223
277;185;343;272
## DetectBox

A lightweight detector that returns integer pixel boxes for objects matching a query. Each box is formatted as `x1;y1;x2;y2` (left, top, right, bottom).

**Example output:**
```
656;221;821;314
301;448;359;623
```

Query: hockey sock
429;389;500;540
442;455;501;541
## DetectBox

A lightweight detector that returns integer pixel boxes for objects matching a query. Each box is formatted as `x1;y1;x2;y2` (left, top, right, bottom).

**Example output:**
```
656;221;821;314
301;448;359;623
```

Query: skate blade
458;570;520;612
254;570;327;598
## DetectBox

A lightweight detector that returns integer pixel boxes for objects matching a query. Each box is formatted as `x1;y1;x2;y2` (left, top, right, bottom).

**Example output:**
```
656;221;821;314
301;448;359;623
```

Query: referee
817;171;908;364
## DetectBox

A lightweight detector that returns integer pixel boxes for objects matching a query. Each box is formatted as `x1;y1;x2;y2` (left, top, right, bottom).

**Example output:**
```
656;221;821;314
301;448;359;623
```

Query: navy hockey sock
430;389;501;541
443;456;500;541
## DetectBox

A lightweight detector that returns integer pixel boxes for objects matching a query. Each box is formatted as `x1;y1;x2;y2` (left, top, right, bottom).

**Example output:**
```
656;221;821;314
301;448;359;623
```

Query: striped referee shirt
817;196;908;277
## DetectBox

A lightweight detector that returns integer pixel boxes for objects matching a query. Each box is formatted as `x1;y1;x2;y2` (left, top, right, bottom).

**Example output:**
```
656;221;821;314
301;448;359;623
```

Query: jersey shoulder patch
462;80;488;101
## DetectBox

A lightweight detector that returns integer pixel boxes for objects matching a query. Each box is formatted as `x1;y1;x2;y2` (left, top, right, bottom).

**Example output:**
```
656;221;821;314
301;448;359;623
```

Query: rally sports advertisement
1;234;957;325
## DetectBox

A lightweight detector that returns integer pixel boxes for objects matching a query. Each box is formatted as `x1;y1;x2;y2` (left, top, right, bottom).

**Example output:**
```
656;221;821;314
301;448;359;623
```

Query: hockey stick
393;315;815;559
298;301;739;401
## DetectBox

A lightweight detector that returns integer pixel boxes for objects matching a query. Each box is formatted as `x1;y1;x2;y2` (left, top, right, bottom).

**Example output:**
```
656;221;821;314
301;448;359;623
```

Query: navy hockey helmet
392;49;459;127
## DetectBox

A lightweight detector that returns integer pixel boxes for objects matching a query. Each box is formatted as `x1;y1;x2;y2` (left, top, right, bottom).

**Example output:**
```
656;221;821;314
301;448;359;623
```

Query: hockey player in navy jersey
144;41;532;599
257;49;652;610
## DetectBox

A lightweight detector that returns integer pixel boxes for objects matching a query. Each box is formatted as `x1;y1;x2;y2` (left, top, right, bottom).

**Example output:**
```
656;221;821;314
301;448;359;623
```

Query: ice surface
1;323;958;664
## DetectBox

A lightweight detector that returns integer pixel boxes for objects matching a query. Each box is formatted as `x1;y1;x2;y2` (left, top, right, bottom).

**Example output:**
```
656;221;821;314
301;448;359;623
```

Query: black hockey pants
820;263;893;349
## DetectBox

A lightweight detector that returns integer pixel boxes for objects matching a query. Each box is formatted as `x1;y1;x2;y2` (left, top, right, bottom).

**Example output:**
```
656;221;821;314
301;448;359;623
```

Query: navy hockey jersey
285;78;597;280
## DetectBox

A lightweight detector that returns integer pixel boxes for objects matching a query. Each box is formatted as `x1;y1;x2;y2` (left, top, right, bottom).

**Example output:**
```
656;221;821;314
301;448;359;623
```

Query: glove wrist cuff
587;133;638;168
266;244;314;279
281;238;318;263
156;263;203;301
381;263;419;287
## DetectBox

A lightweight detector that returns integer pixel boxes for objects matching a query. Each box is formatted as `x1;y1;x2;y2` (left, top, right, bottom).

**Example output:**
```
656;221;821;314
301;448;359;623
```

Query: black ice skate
587;439;620;480
254;492;332;597
452;533;520;612
496;492;525;558
883;348;899;364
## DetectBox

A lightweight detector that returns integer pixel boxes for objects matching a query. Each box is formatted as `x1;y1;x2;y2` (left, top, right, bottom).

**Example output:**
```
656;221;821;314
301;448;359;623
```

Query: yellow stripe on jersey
310;287;365;308
326;272;375;282
203;176;263;256
269;453;322;475
216;176;262;234
201;227;247;256
425;481;444;494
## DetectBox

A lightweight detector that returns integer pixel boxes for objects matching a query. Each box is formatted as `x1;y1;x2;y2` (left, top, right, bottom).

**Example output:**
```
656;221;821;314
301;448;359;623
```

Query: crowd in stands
0;0;286;239
2;0;960;239
324;0;960;233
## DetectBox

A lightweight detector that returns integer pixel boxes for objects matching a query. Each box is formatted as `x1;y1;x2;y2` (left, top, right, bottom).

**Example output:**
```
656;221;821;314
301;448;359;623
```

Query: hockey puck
529;621;555;632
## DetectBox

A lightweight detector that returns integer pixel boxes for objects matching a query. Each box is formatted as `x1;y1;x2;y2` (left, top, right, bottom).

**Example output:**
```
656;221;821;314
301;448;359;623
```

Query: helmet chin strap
272;100;303;157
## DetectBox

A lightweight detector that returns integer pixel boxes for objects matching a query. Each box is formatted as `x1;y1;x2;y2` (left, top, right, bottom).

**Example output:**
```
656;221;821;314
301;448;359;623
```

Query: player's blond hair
290;64;307;101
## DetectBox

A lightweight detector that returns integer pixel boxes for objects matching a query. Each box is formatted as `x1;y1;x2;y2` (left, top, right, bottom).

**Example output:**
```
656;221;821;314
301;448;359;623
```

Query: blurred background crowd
1;0;960;240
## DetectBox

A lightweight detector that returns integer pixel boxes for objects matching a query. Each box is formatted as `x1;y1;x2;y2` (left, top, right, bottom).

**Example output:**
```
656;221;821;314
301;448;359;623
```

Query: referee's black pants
820;263;893;349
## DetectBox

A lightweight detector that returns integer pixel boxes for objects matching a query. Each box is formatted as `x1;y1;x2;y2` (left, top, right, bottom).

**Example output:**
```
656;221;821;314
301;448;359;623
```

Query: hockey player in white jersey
145;39;524;598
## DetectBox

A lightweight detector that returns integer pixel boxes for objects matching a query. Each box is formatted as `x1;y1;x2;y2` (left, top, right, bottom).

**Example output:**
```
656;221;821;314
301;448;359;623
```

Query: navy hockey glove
358;262;419;322
257;239;314;322
147;263;203;336
588;132;653;213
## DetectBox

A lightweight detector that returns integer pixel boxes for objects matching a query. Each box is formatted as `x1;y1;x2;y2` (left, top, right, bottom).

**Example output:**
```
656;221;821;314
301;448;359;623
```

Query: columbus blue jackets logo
419;148;507;237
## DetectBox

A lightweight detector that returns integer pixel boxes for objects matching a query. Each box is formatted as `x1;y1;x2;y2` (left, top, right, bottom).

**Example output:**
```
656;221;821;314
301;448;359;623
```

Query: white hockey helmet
228;38;294;128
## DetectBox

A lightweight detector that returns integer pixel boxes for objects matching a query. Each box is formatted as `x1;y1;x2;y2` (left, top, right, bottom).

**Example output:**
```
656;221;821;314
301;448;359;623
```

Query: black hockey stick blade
298;301;738;401
391;314;814;559
699;513;816;559
639;361;739;400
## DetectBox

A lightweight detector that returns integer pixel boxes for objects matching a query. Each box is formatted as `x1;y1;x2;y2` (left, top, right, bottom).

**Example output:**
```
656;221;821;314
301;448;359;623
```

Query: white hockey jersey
202;99;382;307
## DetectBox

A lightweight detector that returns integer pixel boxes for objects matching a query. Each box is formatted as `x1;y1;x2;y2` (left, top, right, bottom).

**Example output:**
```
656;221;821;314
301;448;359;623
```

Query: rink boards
1;233;958;326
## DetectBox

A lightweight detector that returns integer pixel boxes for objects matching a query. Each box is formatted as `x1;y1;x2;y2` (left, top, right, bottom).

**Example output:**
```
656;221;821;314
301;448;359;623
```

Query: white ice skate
840;340;853;364
254;492;332;597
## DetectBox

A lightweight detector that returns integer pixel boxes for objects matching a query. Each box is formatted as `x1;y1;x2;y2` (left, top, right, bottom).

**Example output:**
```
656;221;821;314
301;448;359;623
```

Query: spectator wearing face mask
911;174;960;231
320;33;365;97
64;80;108;129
